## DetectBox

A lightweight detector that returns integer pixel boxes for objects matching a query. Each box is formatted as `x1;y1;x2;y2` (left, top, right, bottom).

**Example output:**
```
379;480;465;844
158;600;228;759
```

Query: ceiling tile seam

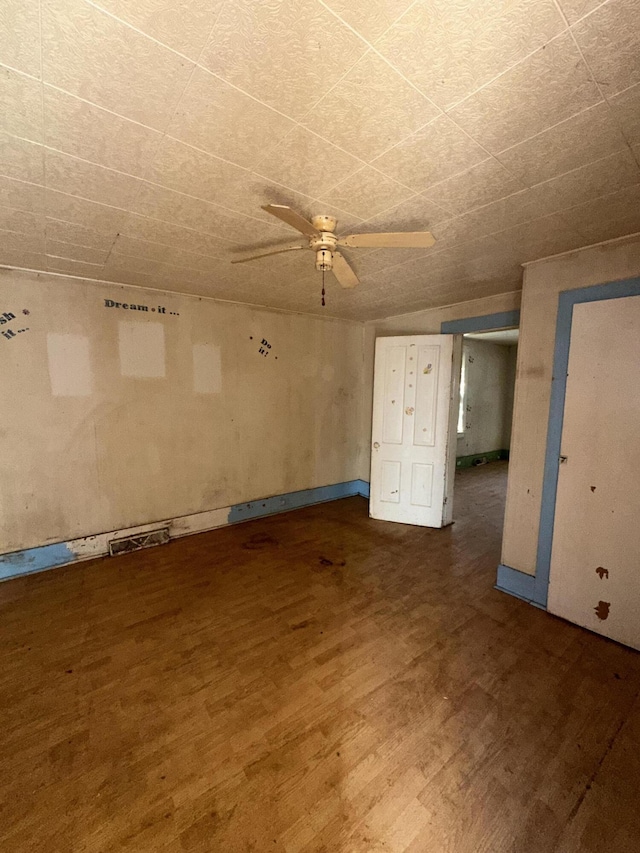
43;225;113;253
493;97;608;160
315;0;445;118
112;239;233;266
38;0;46;189
19;134;322;239
561;18;640;176
528;148;640;193
46;253;103;268
81;0;199;65
569;0;614;26
317;164;420;204
118;0;236;232
40;82;169;135
0;60;41;83
442;26;571;114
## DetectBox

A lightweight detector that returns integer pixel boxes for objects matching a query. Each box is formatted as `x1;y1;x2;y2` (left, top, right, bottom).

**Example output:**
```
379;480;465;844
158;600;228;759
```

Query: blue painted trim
495;563;536;603
441;310;520;335
534;276;640;608
0;542;76;581
355;479;370;499
228;480;368;523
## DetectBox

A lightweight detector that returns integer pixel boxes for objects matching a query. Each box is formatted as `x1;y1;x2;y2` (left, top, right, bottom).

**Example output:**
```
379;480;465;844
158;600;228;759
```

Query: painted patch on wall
193;343;222;394
47;333;93;397
119;321;165;378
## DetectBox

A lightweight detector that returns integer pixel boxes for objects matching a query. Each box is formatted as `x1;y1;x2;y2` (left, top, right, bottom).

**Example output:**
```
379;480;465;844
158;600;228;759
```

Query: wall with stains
0;269;365;555
359;291;522;480
502;235;640;576
457;338;517;458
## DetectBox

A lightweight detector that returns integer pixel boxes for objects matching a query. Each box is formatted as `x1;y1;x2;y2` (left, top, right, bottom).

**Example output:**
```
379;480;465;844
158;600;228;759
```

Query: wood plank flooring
1;462;639;852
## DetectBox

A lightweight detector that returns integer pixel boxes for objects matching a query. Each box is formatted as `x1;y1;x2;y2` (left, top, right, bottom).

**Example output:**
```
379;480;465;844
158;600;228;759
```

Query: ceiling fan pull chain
321;268;326;307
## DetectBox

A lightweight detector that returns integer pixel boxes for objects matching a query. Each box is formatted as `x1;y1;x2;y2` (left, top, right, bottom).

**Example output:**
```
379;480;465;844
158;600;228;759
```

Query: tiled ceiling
1;0;639;320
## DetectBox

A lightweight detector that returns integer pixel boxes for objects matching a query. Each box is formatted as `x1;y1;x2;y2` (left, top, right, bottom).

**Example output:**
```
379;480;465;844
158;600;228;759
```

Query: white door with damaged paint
370;335;460;527
548;295;640;651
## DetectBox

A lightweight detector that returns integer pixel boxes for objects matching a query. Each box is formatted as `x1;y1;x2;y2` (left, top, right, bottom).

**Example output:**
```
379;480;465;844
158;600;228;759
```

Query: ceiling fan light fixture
315;248;333;271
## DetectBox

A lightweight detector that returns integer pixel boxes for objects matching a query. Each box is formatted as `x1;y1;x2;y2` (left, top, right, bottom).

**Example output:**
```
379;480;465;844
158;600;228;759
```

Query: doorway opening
456;328;518;473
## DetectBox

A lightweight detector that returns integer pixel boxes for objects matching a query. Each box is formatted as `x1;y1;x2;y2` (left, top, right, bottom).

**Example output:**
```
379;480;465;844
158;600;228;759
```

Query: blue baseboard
227;479;369;522
495;563;539;605
0;542;76;582
0;480;371;583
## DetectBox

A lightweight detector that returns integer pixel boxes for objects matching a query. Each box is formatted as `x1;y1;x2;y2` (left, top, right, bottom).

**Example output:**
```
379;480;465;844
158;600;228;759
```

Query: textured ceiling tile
44;190;128;234
42;0;194;130
572;0;640;96
145;136;251;207
448;32;601;153
111;234;176;262
496;101;628;184
536;148;640;210
253;126;362;199
46;238;109;265
319;166;414;219
0;67;43;141
557;0;605;24
166;66;295;169
423;158;526;215
372;115;487;191
121;212;235;258
130;182;290;245
45;217;119;251
0;0;41;77
320;0;415;43
103;252;165;278
44;149;143;208
199;0;367;120
0;176;44;212
352;247;432;279
610;82;640;144
46;255;104;278
90;0;226;59
377;0;565;110
0;248;45;270
565;183;640;242
44;86;163;177
300;50;440;163
0;205;44;236
0;133;44;183
361;192;452;231
491;210;587;259
0;227;45;255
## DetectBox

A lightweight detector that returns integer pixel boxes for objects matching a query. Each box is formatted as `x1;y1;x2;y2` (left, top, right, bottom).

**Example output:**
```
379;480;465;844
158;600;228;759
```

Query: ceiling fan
231;204;436;289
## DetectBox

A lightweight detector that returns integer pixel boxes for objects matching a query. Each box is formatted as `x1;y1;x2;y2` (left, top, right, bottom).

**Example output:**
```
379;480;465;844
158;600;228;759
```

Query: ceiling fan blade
332;251;359;289
339;231;436;249
231;243;305;264
261;204;318;237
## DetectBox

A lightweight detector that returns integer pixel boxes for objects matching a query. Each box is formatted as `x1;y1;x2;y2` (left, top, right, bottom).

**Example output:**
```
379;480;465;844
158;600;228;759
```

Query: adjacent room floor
1;463;639;852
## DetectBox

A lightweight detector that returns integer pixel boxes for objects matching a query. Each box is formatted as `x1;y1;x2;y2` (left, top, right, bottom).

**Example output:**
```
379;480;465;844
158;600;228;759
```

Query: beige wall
359;291;522;480
0;269;365;553
457;338;517;457
502;235;640;576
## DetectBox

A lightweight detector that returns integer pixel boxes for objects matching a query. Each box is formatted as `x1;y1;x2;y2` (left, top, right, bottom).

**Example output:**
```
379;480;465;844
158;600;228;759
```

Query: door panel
370;334;460;527
548;295;640;650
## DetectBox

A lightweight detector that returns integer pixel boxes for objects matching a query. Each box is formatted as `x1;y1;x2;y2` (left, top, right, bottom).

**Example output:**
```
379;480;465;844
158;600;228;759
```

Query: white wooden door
370;334;460;527
548;295;640;650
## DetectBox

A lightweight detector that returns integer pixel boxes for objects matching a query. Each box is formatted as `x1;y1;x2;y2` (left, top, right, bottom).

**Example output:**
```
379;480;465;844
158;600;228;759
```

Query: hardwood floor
1;462;639;852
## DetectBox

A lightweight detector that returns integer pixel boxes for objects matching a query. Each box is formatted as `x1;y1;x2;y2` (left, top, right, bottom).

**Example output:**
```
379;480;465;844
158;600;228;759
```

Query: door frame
441;309;521;580
531;276;640;609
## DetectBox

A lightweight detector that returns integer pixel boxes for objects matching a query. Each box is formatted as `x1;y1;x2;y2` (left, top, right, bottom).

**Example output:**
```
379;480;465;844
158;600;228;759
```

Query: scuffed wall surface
457;338;516;457
502;236;640;576
0;269;364;553
359;291;521;481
